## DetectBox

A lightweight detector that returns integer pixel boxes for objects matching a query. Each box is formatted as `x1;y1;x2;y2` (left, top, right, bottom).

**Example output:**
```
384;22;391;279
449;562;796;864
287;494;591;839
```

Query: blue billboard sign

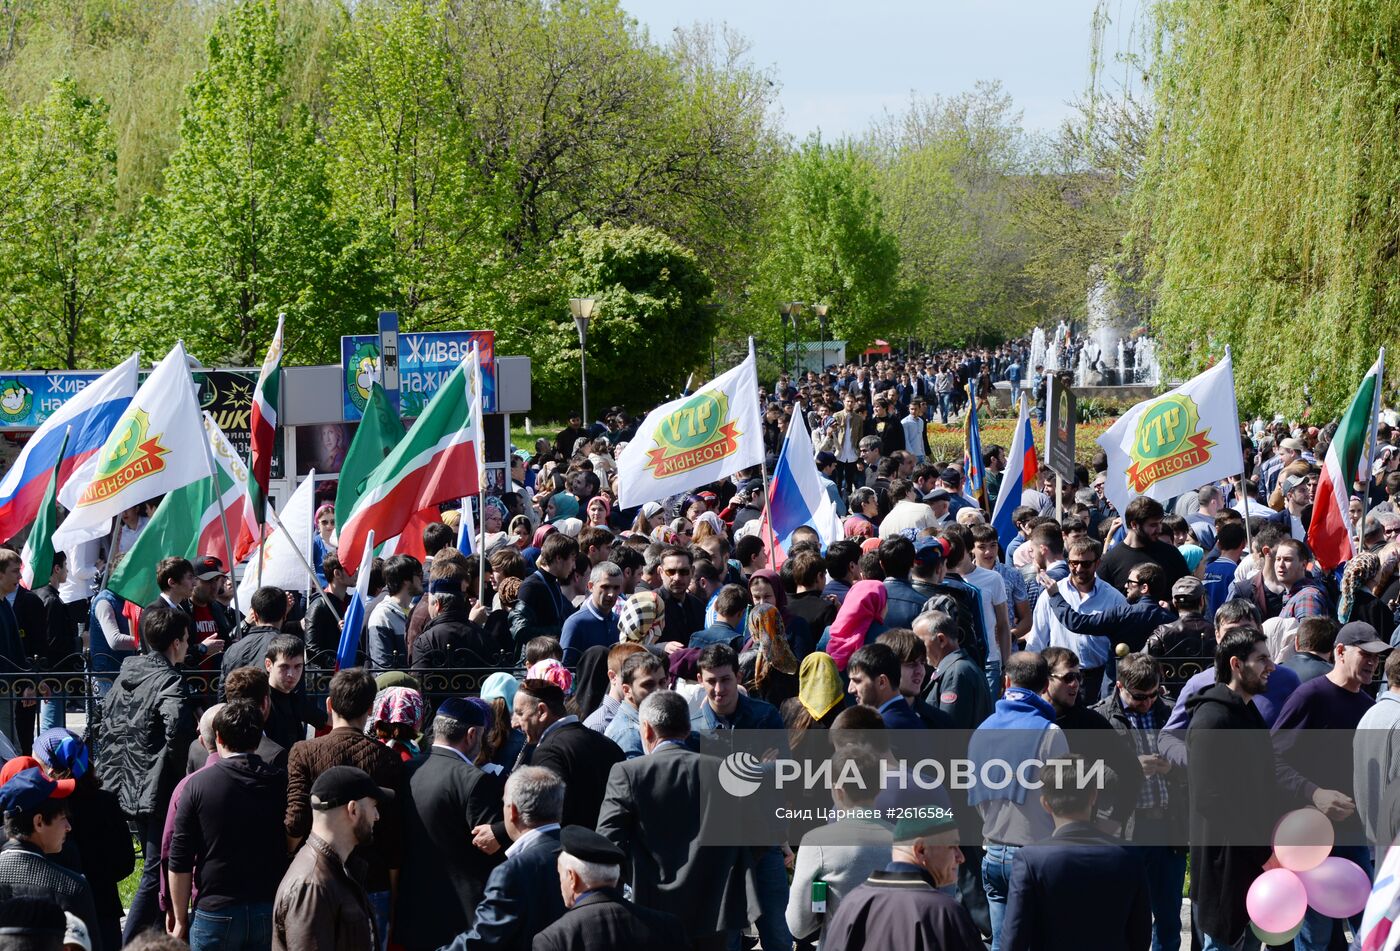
340;329;496;420
0;372;103;428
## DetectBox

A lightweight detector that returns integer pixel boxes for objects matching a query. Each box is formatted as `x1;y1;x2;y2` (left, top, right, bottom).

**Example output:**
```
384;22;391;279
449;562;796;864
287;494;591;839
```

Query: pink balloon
1273;808;1335;872
1298;857;1371;919
1247;868;1308;934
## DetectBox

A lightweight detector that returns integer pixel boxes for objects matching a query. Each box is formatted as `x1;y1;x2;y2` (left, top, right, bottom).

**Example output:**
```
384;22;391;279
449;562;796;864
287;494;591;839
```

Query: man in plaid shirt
1092;653;1188;951
1275;538;1334;620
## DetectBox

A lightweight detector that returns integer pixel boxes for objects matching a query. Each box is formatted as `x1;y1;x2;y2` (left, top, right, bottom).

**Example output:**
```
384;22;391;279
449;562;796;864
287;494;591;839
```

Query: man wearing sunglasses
1092;653;1187;951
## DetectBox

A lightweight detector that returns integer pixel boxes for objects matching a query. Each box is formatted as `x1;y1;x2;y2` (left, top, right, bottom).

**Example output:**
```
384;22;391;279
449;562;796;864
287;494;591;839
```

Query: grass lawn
119;845;141;909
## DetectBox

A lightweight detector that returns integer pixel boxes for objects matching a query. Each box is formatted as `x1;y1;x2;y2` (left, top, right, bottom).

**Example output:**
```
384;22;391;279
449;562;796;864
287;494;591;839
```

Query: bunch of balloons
1246;808;1371;943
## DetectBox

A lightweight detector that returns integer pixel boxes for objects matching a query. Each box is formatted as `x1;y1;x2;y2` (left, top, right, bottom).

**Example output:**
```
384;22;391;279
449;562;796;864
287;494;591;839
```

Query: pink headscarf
843;516;874;539
825;580;888;671
527;658;574;694
531;524;557;549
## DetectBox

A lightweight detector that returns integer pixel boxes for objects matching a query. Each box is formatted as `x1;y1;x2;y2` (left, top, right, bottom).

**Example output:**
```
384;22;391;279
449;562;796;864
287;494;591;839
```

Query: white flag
238;472;317;606
1096;355;1245;517
54;342;208;550
616;341;764;509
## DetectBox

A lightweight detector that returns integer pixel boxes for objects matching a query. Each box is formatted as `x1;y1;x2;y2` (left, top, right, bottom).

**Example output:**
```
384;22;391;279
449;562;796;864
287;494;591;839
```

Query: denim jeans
937;393;952;423
1295;844;1371;951
189;901;274;951
746;845;792;951
367;890;390;951
39;698;62;733
1135;846;1187;951
983;843;1019;951
984;660;1003;700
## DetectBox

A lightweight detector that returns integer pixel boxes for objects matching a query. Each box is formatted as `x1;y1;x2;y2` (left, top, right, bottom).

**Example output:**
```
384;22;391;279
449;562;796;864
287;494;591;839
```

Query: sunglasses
1126;687;1162;702
1051;671;1082;683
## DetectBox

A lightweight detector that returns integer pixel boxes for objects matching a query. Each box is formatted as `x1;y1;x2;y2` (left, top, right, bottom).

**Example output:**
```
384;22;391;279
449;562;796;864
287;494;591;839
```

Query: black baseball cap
1336;621;1391;654
310;766;395;810
193;555;226;580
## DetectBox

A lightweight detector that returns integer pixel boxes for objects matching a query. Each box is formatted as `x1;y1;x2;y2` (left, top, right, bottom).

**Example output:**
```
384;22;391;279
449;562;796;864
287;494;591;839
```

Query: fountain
1030;327;1047;374
1117;339;1127;382
1134;337;1161;385
1075;347;1091;387
1045;339;1060;372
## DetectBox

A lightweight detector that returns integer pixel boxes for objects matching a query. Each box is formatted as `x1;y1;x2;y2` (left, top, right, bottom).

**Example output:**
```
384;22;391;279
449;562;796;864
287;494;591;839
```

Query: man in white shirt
1028;537;1128;704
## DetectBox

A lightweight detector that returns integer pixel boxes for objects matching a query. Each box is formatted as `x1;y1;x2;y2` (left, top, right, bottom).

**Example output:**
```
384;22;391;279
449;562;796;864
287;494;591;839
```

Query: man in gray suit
596;691;748;951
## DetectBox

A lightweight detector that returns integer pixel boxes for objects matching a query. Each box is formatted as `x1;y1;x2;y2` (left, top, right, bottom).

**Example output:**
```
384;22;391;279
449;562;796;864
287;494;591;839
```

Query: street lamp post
787;302;806;376
814;303;830;374
569;297;595;427
779;303;792;376
703;303;721;378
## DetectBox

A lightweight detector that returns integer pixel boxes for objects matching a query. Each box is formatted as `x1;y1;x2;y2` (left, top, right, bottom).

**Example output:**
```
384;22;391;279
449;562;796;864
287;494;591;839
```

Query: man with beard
1186;628;1346;950
273;766;389;951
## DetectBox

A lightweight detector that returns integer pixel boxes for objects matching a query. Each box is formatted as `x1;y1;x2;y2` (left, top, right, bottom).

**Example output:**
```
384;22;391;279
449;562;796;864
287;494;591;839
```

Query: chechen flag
244;314;283;538
1310;352;1383;570
338;355;481;573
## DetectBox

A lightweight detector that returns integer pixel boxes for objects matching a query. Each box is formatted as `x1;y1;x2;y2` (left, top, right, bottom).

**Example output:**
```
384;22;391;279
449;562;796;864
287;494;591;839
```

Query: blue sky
621;0;1146;140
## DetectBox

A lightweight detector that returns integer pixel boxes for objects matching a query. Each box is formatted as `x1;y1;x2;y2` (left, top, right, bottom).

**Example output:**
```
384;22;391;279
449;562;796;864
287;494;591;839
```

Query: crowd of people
2;347;1400;951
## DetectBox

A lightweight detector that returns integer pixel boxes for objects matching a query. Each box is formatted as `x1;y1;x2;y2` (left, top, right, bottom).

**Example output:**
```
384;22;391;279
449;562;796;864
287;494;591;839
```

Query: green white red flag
245;314;283;529
337;356;481;573
1309;351;1384;570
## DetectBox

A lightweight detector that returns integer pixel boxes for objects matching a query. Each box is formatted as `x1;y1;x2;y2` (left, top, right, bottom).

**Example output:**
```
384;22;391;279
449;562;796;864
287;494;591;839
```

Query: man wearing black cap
532;826;678;951
273;766;390;951
397;698;503;951
822;811;981;951
0;767;97;943
189;554;235;650
1272;620;1387;949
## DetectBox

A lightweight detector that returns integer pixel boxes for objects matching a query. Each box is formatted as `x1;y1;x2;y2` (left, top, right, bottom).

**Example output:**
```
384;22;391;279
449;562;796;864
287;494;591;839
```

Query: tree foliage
1133;0;1400;416
751;138;907;353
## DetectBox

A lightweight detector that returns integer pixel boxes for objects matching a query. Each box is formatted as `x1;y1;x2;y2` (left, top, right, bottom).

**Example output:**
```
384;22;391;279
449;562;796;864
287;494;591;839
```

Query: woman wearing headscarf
554;517;584;538
778;652;849;845
1340;551;1394;644
482;496;509;534
367;686;427;763
508;514;534;550
481;672;526;771
739;603;799;707
749;568;812;658
546;492;580;524
573;645;612;721
820;580;889;670
585;495;612;528
618;591;667;646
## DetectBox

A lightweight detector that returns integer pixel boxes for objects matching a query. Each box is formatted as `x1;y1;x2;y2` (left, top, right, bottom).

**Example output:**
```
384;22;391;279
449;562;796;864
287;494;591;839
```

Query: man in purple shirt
1158;599;1302;768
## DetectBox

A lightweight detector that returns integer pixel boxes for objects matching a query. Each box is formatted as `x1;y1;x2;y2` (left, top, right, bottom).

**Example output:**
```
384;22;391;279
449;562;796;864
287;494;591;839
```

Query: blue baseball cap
0;767;72;817
33;729;88;780
914;536;949;565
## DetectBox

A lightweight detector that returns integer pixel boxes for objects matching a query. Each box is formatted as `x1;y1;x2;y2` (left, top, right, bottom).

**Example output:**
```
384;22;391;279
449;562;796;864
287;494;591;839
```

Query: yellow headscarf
798;651;845;720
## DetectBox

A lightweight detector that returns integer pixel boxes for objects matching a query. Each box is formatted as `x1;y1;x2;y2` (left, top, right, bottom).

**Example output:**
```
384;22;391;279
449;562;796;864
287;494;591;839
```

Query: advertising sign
341;330;496;421
0;372;102;428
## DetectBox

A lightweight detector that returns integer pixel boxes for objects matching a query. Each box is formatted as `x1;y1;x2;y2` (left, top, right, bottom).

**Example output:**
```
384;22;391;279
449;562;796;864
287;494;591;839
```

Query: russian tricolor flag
336;529;375;671
0;355;139;545
991;395;1039;550
761;407;844;566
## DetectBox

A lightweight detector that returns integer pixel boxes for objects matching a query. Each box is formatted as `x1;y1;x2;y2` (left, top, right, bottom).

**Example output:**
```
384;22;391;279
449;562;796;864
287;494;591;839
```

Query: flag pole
198;414;243;619
1358;348;1386;552
751;337;780;564
475;345;487;609
265;491;342;624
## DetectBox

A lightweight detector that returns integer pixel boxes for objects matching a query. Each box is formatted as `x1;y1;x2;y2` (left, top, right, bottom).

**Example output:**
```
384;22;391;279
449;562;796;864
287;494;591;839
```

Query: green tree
752;137;906;353
326;0;499;330
512;223;715;415
1132;0;1400;415
0;78;130;368
133;0;369;366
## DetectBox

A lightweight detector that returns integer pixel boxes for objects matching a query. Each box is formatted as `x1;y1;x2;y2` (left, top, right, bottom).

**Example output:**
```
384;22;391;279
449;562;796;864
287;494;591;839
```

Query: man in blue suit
439;766;567;951
848;643;924;729
1000;755;1151;951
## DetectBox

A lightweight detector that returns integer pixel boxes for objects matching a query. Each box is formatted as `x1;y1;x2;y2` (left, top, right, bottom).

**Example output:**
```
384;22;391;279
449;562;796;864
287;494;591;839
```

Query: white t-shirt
964;564;1008;664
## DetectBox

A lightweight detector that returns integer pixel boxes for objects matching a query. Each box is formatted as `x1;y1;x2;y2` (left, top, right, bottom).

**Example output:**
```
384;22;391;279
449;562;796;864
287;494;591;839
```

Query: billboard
341;329;496;421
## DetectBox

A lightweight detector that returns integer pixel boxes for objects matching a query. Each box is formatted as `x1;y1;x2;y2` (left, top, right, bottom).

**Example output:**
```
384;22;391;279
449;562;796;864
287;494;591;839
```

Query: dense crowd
2;348;1400;951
